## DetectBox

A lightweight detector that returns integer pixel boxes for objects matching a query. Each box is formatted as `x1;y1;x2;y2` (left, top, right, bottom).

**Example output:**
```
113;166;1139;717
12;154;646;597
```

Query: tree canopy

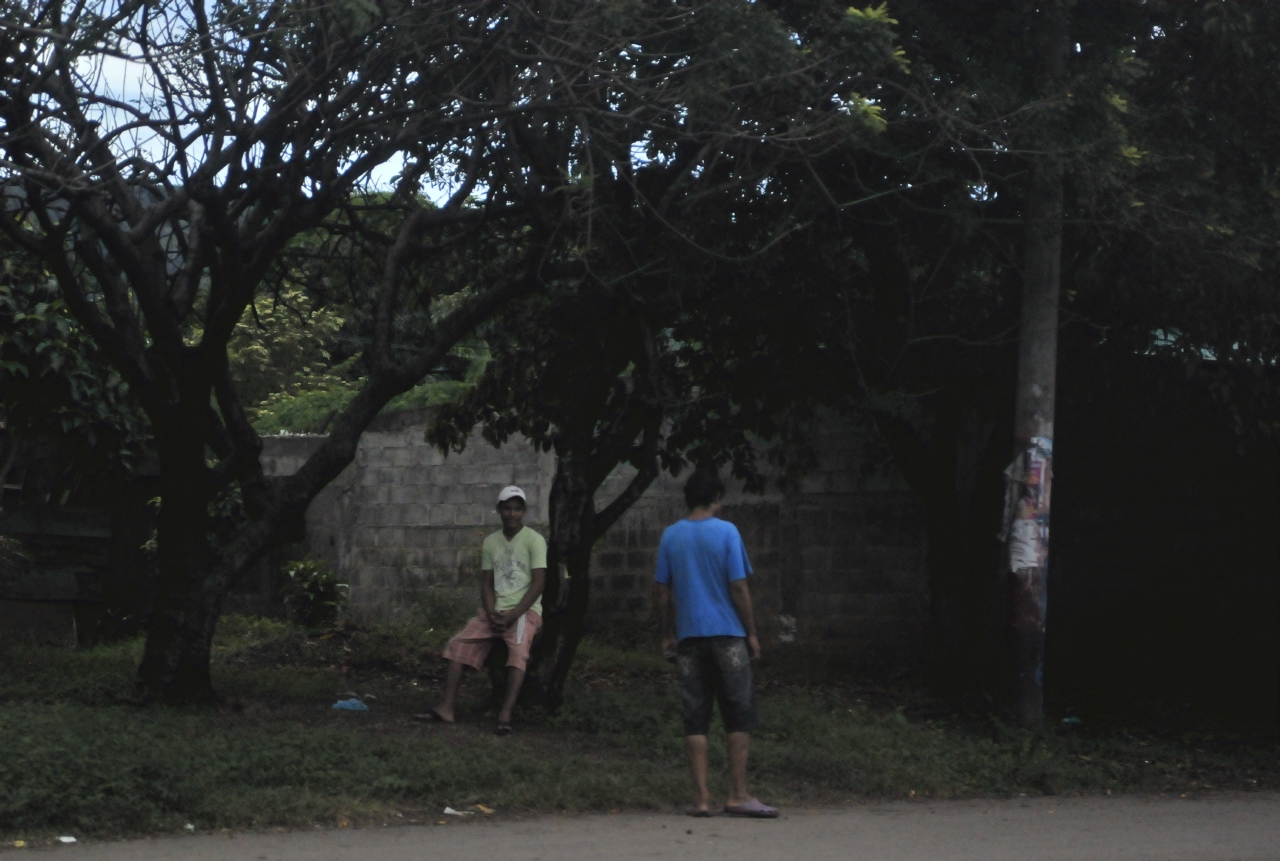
2;0;1276;708
0;0;904;702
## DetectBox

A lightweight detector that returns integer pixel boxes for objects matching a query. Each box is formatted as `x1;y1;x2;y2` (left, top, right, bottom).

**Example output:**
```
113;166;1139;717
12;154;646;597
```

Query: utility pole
1004;1;1069;728
1006;160;1061;727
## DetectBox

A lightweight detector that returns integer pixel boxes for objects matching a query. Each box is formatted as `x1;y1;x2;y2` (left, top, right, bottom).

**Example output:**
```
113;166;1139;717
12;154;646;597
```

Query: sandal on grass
495;721;513;736
411;709;451;723
723;799;778;819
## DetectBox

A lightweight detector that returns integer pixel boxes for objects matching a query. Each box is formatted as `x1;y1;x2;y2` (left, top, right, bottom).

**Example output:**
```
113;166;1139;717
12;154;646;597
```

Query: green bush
279;559;348;630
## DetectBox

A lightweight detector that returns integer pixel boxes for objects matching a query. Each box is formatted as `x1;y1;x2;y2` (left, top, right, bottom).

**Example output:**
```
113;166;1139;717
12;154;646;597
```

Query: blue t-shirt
654;517;752;641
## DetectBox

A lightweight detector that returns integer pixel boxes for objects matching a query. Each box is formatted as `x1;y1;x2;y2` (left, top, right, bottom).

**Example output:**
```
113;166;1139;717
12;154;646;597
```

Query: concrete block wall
583;420;929;668
262;408;930;670
262;410;555;611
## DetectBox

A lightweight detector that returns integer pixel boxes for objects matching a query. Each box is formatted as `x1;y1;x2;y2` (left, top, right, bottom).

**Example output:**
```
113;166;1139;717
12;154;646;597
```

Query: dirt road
41;794;1280;861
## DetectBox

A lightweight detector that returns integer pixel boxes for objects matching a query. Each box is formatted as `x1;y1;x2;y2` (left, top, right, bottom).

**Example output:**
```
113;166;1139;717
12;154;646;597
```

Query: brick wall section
262;409;930;670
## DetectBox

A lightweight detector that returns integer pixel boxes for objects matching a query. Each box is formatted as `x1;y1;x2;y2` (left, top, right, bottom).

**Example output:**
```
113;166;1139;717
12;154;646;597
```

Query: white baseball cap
497;485;526;503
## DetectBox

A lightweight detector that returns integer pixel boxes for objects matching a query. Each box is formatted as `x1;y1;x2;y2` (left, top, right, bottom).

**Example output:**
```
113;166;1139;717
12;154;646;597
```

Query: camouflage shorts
675;636;760;736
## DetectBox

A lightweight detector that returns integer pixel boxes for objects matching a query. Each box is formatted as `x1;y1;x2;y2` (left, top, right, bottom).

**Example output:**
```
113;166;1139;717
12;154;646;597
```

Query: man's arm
729;579;760;659
499;567;545;626
655;581;677;661
481;569;500;628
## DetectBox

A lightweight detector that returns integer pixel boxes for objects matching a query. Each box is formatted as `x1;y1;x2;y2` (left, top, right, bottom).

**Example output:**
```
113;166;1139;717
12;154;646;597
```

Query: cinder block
443;484;471;504
402;504;432;527
389;485;418;505
422;484;447;504
483;465;515;485
404;526;432;548
865;593;925;618
395;466;422;486
459;462;493;482
374;527;405;548
368;547;396;568
625;551;653;571
400;548;428;569
436;527;463;547
806;566;864;594
800;545;831;572
454;504;486;526
602;528;628;549
429;465;461;487
753;550;780;569
466;484;495;505
428;504;457;526
593;596;624;614
367;567;395;589
512;464;545;486
361;447;394;470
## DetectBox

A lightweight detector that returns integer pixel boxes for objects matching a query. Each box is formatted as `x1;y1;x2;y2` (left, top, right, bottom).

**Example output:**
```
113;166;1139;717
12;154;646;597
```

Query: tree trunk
524;452;596;711
136;429;223;703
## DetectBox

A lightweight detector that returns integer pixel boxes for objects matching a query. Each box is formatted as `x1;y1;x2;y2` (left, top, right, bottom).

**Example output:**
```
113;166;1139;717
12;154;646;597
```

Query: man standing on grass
414;485;545;735
654;470;778;818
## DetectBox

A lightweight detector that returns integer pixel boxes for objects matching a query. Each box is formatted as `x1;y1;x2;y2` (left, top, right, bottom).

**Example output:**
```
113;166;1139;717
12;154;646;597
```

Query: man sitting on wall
414;485;546;735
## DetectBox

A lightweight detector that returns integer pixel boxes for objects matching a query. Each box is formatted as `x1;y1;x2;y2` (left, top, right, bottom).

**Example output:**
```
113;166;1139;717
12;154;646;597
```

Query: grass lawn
1;611;1276;843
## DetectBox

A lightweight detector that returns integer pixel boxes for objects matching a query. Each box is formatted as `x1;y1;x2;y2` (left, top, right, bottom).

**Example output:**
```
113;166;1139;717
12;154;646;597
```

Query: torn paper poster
1009;519;1043;571
999;436;1054;555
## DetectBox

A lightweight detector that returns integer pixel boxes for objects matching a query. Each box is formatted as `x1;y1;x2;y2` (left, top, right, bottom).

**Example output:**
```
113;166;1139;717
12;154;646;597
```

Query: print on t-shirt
494;546;527;595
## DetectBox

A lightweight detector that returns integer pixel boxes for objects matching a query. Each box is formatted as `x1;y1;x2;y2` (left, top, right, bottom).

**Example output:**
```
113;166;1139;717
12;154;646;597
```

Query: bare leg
685;734;711;812
726;731;752;806
497;667;525;724
430;659;464;722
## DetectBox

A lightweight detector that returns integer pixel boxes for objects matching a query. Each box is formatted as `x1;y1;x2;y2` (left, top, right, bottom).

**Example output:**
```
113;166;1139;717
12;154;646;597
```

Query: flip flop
411;709;451;723
495;721;513;736
723;799;778;819
686;807;713;818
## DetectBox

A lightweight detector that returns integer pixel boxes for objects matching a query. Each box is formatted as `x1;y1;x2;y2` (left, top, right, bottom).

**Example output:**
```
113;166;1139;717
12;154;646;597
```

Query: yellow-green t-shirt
481;526;546;615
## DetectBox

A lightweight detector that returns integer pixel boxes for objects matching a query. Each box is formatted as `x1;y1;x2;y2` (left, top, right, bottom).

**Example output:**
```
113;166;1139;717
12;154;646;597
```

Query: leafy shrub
279;559;348;630
224;289;346;413
253;378;475;435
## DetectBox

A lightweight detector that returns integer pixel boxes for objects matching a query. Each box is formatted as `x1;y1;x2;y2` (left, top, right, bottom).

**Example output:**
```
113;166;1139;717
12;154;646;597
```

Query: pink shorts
442;610;543;672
